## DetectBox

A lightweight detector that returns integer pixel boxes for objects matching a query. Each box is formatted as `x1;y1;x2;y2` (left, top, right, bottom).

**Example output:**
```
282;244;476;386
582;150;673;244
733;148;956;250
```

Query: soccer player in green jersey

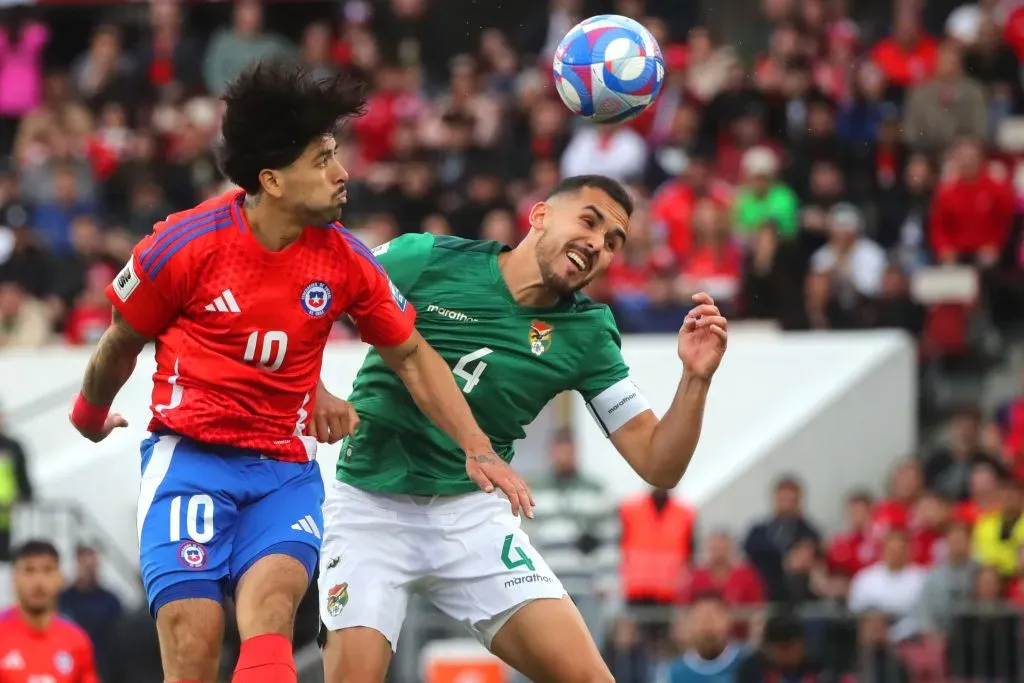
314;175;728;683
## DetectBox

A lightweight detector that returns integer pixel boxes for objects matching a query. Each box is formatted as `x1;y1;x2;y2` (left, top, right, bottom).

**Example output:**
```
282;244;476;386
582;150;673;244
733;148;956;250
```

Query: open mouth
566;248;589;272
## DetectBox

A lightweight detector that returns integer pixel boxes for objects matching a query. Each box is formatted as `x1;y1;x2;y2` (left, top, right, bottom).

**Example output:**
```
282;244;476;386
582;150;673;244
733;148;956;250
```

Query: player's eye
582;216;595;228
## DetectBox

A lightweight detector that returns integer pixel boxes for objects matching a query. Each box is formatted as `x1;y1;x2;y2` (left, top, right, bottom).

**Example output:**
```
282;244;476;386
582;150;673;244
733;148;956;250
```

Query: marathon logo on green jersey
426;304;478;323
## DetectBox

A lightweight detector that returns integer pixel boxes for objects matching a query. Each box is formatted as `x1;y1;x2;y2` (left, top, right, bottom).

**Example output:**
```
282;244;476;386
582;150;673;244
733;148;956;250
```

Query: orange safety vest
619;493;695;602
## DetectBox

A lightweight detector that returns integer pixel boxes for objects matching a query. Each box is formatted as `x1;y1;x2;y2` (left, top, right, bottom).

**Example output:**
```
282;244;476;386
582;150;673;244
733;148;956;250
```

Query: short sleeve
105;231;186;338
370;232;435;293
347;240;417;347
576;308;650;437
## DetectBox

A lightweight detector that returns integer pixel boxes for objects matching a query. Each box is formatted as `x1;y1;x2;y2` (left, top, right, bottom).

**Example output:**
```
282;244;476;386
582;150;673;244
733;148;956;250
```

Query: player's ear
259;169;285;199
528;201;550;232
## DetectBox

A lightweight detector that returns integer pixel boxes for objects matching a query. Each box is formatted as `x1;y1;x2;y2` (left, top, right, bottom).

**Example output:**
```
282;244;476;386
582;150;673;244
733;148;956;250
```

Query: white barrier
0;327;916;599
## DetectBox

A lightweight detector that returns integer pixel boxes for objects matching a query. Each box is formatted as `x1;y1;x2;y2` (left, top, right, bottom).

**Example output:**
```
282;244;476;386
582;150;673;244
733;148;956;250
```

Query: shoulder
322;223;385;273
570;293;620;335
133;191;239;279
53;615;91;644
0;607;17;627
432;234;500;256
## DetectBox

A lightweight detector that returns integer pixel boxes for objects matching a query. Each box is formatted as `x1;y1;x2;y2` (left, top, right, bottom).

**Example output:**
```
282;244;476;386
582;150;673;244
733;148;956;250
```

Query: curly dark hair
216;61;367;195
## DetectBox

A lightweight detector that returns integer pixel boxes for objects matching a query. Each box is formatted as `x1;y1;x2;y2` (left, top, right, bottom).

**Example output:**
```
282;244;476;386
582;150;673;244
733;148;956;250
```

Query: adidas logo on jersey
0;650;24;670
426;304;478;323
205;290;241;313
291;515;321;539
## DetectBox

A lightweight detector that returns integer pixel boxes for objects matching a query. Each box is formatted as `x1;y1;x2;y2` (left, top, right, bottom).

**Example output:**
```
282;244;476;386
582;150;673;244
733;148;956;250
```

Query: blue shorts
137;432;324;616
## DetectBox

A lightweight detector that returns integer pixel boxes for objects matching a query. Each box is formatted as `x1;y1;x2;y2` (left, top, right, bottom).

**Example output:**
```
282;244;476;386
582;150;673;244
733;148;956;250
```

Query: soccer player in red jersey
67;63;530;683
0;541;99;683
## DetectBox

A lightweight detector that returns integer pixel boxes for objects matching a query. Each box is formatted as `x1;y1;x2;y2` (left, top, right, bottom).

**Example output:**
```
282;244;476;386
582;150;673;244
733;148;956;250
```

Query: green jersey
336;233;649;496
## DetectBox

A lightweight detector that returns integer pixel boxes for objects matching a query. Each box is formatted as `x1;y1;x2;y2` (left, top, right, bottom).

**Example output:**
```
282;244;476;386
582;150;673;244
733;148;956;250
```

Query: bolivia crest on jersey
326;582;349;616
529;320;553;356
301;281;333;318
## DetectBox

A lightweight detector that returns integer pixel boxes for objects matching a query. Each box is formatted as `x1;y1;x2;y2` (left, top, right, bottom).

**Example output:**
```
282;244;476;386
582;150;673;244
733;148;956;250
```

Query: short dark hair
546;175;634;218
216;61;367;195
13;540;59;563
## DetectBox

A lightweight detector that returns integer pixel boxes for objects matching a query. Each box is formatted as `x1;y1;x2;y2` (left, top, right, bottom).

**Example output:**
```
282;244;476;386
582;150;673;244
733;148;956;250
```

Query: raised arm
589;293;727;489
70;309;150;442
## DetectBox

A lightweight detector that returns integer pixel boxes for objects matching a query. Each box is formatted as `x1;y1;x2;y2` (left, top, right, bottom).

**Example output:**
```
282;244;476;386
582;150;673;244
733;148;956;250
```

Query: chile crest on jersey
301;281;333;318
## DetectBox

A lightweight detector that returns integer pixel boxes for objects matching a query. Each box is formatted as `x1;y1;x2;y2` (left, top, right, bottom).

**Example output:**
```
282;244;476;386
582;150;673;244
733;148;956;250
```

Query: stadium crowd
5;0;1024;681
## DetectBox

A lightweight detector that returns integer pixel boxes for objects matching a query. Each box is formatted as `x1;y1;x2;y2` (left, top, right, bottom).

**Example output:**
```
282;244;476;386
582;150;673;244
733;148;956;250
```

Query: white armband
585;377;650;437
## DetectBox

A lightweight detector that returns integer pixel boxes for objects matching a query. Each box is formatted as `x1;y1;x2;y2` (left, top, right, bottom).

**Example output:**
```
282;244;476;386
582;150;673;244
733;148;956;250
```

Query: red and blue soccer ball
553;14;665;125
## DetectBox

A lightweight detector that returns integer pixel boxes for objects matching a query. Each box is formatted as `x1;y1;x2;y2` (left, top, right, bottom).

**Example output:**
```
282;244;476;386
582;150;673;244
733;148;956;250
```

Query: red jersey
0;609;98;683
871;499;913;538
106;190;416;462
826;530;879;577
682;563;765;605
911;527;947;567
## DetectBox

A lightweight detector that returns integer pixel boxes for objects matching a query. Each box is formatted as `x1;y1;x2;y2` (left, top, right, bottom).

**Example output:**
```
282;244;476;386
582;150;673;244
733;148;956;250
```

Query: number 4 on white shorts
500;534;535;571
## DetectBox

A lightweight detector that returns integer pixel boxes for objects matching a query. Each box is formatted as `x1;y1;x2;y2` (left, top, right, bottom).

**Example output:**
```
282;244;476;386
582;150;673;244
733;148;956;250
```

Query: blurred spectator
560;123;647;183
796;159;846;257
684;28;738;104
59;544;123;682
871;8;938;91
107;579;162;683
526;430;617;607
682;531;764;606
664;592;746;682
601;615;651;683
619;488;696;607
860;264;927;334
871;460;925;539
135;0;204;100
925;405;1005;500
808;203;887;309
735;611;824;682
203;0;294;96
847;529;927;640
0;279;52;349
785;95;853;200
70;24;137;111
739;221;804;327
733;146;799;239
845;610;911;682
955;460;1002;524
826;490;878;580
903;41;988;155
909;490;952;566
677;199;742;308
972;477;1024;577
650;151;732;263
837;62;893;147
12;71;92;173
0;14;48;157
28;164;97;256
875;153;934;271
0;405;32;563
928;136;1014;266
915;521;978;633
946;564;1021;681
963;18;1021;133
778;536;833;604
743;476;821;602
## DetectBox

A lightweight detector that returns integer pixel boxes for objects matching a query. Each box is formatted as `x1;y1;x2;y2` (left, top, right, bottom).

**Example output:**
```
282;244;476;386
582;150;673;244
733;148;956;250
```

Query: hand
70;412;128;443
679;292;728;381
309;386;360;444
465;451;535;518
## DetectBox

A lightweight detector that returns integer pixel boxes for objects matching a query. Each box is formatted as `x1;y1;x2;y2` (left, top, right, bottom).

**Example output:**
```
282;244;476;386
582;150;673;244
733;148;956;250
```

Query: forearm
80;314;147;406
398;344;491;453
645;375;710;487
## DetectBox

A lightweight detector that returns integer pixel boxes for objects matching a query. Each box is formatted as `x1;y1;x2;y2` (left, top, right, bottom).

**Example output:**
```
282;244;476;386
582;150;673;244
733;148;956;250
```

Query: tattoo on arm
81;309;150;406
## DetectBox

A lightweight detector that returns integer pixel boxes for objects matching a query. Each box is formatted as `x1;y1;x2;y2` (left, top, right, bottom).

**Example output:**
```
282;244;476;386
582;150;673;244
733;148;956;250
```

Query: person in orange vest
619;487;697;644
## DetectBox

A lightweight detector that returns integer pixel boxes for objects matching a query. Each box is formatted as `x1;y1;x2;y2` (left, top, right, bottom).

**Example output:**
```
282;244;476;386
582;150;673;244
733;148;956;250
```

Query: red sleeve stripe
140;206;233;278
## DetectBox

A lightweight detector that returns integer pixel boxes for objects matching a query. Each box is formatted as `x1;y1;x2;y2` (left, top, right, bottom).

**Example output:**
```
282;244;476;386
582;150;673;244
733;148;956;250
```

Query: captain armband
585;377;650;437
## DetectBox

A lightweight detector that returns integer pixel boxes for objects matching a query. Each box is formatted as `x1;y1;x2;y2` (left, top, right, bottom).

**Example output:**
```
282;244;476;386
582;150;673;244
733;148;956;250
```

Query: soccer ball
552;14;665;124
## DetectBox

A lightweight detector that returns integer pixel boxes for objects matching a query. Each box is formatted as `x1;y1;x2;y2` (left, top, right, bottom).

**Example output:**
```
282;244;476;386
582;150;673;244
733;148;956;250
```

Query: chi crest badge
529;321;553;356
326;583;349;616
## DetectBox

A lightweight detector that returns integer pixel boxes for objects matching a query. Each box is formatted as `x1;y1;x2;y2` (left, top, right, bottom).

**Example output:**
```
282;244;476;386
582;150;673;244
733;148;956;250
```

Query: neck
498;247;561;307
19;606;52;631
243;195;304;252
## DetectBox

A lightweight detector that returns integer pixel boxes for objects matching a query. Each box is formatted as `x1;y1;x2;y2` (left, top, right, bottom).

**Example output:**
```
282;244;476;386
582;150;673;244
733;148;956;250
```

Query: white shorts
318;480;566;650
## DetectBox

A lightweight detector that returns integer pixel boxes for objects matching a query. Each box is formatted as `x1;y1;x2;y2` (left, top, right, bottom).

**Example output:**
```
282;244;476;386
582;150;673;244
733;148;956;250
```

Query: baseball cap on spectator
742;146;779;178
